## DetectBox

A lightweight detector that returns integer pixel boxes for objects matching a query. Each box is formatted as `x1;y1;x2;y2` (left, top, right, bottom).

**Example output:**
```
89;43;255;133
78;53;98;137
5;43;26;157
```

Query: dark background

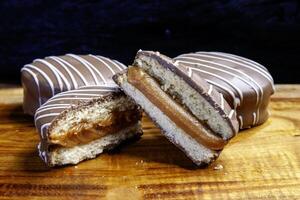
0;0;299;84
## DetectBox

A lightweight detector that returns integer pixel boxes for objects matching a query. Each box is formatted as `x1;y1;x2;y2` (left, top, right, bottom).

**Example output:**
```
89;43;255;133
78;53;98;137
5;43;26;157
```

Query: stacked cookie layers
114;51;239;165
21;54;142;166
114;50;274;166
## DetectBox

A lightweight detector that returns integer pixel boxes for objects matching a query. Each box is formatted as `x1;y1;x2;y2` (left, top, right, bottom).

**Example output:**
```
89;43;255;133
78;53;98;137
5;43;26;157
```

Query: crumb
140;160;144;164
74;166;78;169
213;164;223;170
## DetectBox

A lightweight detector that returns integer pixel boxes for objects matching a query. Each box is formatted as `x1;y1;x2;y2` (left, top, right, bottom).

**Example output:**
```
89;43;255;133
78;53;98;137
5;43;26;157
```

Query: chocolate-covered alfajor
21;54;126;115
174;52;275;129
35;85;142;167
113;51;239;166
22;54;143;166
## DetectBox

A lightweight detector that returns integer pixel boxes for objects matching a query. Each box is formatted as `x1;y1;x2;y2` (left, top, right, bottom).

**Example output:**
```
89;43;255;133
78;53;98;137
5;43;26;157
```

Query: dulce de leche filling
127;66;227;150
50;109;140;147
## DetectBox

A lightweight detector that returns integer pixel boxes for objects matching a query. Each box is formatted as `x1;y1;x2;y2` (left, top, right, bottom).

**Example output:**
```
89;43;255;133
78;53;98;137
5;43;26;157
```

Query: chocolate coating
21;54;126;115
174;52;275;129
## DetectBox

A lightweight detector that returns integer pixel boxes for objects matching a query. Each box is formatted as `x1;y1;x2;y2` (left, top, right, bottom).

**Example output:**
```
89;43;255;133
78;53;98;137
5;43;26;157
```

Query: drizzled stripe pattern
174;51;275;129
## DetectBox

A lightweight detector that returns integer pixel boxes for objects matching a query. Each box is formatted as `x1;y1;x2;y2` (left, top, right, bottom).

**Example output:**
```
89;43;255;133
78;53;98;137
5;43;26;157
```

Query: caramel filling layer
50;109;140;147
127;66;226;150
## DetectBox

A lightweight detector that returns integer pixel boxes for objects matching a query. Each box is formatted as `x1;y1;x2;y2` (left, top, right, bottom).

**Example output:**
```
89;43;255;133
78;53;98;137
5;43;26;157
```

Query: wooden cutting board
0;84;299;200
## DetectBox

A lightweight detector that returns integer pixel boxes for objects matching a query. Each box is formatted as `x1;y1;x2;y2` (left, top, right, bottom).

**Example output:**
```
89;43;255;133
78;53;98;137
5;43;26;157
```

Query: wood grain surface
0;85;299;200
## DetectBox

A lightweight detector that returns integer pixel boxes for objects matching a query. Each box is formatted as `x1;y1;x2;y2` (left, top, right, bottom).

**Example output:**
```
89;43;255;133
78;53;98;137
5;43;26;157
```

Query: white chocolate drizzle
174;51;274;129
21;54;123;111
